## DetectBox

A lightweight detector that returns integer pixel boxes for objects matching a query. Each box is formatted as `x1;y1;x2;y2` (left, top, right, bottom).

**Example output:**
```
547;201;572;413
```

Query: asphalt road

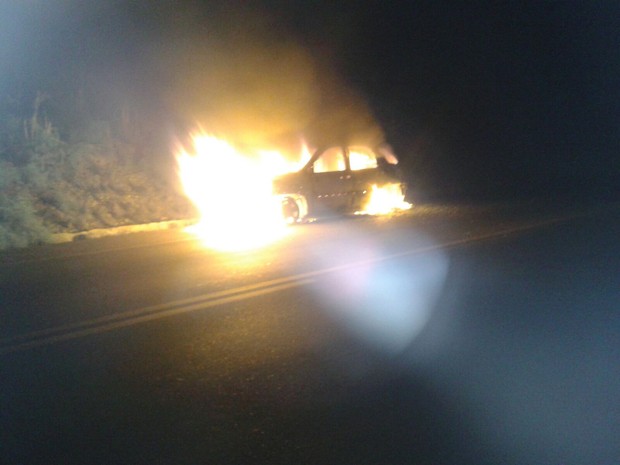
1;202;619;465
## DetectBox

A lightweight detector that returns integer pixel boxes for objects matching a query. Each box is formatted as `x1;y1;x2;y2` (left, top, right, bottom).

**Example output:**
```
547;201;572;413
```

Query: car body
272;145;407;222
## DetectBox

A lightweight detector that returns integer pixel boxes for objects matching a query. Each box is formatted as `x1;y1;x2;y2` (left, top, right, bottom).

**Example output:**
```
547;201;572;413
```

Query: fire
349;149;378;171
176;132;410;251
176;133;303;251
347;147;411;215
359;184;411;216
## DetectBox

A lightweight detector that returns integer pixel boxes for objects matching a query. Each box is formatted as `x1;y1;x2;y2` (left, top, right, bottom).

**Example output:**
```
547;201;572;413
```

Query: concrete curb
49;219;198;244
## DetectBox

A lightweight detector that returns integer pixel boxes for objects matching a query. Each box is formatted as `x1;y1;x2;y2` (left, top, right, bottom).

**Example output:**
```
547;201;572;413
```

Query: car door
347;146;382;210
308;146;354;215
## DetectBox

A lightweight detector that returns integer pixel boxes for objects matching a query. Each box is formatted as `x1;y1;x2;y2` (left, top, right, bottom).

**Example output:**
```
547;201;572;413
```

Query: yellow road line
0;215;572;355
0;279;314;355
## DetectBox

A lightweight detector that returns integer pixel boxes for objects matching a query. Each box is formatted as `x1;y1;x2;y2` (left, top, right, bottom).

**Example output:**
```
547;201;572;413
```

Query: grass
0;131;194;250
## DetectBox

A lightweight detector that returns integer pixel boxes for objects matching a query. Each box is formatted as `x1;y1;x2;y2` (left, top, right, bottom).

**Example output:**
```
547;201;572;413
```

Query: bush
0;160;19;189
0;106;194;249
0;191;51;248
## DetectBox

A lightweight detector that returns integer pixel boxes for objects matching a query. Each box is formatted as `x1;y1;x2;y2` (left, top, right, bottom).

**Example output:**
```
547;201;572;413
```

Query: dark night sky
2;0;619;200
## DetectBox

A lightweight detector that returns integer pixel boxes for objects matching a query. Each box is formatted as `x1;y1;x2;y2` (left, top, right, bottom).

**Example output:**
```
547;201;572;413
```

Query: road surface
1;202;619;464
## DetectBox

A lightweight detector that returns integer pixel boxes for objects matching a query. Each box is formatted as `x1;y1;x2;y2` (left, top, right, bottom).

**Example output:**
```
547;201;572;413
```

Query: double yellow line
0;276;314;355
0;215;570;355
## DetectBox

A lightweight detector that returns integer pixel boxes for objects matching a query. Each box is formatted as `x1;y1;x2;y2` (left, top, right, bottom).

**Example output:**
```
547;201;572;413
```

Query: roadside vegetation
0;92;194;250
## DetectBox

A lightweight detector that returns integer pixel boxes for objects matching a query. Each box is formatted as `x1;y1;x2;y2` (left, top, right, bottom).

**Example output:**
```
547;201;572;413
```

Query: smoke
0;1;385;154
155;3;384;151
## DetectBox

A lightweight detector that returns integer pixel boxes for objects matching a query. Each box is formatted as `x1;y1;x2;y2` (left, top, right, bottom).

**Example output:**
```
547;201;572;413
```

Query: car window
313;147;346;173
349;147;378;171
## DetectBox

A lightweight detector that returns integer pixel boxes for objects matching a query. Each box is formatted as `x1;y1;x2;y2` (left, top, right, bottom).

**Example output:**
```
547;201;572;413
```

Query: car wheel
282;197;300;224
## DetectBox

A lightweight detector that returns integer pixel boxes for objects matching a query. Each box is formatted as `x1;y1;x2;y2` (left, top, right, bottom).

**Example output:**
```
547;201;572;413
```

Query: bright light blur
310;232;448;354
359;184;412;216
176;132;304;252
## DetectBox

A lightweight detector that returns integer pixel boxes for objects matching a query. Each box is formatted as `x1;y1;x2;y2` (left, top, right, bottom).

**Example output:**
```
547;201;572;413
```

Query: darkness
2;0;620;201
288;1;620;200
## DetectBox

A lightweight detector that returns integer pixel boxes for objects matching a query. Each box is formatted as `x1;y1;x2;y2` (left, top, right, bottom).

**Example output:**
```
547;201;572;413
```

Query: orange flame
176;133;303;251
177;132;409;251
359;184;411;216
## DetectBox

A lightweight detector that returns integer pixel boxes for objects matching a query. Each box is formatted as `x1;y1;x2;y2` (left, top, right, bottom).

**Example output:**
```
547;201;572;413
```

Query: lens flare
310;232;449;354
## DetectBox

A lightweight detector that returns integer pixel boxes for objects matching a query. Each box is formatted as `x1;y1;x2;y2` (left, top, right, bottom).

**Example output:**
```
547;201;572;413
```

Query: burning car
272;145;410;223
177;134;410;251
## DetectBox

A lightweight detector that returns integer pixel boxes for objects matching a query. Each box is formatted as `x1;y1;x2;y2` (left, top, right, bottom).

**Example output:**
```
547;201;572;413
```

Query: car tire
282;197;300;224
